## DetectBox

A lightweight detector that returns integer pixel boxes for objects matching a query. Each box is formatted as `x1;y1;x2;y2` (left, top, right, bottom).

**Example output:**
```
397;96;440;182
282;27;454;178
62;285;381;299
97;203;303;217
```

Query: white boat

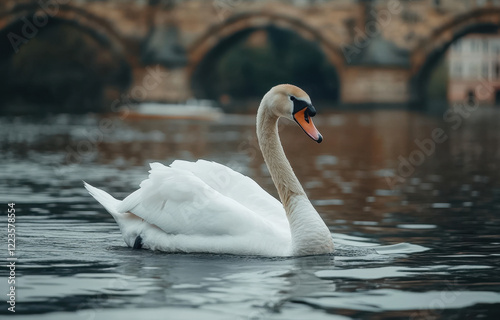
124;100;223;120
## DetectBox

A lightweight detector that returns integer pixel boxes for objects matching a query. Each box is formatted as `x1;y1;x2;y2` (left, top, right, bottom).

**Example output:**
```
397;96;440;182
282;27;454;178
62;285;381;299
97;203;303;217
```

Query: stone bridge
1;0;500;110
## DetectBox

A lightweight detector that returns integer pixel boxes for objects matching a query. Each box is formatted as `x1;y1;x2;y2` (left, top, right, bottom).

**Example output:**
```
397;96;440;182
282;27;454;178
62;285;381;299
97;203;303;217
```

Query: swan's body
85;84;334;256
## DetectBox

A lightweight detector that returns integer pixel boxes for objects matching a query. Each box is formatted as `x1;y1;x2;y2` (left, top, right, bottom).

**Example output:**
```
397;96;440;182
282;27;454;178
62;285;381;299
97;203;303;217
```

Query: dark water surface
1;109;500;319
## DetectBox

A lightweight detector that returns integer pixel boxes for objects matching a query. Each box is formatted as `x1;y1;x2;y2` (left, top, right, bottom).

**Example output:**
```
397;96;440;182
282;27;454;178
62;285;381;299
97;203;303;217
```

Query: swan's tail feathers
83;181;121;219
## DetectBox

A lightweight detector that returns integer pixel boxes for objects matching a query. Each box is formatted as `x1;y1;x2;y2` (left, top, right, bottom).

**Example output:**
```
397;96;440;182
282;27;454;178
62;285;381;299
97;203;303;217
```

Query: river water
1;108;500;319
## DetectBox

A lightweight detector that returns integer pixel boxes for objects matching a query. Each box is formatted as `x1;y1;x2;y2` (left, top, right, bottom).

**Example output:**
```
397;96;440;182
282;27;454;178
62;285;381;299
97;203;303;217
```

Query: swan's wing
170;160;286;223
117;162;286;237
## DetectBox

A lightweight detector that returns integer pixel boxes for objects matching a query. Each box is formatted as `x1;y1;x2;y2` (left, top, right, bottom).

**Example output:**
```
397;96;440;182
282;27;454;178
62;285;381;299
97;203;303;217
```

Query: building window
469;64;479;78
471;39;479;52
483;62;489;79
453;63;462;79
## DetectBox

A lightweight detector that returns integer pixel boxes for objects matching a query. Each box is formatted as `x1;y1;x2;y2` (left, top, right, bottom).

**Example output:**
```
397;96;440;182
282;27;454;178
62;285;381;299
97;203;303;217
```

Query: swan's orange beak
293;107;323;143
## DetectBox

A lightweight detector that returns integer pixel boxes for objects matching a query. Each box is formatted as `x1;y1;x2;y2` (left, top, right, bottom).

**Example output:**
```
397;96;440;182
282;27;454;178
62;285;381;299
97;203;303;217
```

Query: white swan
84;84;334;256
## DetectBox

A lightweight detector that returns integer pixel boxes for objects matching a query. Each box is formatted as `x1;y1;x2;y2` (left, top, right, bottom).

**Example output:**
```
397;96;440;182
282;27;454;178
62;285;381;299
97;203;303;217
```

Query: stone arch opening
0;10;132;114
410;9;500;109
187;13;344;111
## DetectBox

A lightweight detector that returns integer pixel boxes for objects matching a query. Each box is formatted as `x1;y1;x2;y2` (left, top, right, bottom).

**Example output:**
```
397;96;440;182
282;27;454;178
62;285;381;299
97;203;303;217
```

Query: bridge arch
0;3;129;61
187;11;345;103
410;8;500;107
0;3;132;112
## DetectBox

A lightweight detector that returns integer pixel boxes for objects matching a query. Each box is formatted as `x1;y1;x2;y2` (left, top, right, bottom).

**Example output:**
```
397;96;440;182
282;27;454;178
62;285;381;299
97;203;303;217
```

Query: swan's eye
290;96;297;101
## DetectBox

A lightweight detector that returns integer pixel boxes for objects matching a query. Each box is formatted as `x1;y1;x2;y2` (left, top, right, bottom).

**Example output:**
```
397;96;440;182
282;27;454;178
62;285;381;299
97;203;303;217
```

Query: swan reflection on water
85;85;335;257
2;88;500;318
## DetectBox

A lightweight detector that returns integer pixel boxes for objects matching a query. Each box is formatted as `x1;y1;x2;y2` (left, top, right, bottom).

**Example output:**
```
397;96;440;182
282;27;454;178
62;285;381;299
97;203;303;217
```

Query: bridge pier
341;67;411;107
128;66;192;103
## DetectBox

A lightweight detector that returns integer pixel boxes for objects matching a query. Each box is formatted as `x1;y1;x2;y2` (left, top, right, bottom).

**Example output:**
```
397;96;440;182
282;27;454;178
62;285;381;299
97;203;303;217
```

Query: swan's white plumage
85;84;335;256
86;160;292;256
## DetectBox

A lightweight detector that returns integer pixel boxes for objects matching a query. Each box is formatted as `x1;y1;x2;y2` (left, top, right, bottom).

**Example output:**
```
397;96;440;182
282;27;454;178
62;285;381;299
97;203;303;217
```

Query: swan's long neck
256;107;305;205
256;100;334;256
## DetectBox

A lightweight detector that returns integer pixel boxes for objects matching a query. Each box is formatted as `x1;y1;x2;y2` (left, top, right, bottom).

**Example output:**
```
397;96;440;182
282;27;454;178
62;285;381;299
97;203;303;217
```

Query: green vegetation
194;26;339;105
0;19;130;114
426;55;449;101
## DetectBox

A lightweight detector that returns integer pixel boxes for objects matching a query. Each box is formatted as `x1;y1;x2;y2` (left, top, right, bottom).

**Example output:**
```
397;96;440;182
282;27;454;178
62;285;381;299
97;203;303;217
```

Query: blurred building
448;34;500;105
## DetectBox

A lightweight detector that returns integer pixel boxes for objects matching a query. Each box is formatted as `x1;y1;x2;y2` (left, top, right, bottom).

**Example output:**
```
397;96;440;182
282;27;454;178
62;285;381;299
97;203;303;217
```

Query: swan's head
264;84;322;143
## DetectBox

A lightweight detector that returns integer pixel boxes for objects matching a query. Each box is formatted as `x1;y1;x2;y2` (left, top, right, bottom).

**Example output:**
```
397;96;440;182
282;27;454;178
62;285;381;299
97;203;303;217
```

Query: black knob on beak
307;104;316;117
